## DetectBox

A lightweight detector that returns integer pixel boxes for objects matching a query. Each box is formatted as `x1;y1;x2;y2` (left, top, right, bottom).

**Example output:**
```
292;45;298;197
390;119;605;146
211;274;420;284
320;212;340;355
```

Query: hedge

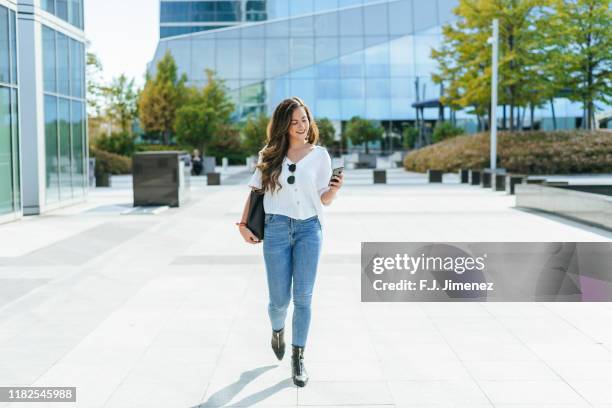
89;146;132;175
403;130;612;174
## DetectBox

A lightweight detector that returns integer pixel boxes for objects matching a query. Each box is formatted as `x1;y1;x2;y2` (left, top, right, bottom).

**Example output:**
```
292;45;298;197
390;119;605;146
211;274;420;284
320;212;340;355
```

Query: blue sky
84;0;158;86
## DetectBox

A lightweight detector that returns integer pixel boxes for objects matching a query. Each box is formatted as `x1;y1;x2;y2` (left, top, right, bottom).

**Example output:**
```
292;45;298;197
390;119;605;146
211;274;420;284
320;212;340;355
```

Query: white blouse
248;145;333;229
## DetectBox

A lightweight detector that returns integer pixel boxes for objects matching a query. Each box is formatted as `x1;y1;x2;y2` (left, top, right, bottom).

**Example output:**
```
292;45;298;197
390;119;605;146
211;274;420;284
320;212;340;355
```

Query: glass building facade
153;0;456;123
152;0;588;133
41;0;84;30
42;25;87;204
0;2;20;218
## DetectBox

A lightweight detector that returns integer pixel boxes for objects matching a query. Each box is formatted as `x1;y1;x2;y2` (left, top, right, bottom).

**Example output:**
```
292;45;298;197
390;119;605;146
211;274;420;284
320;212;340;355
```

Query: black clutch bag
246;190;265;240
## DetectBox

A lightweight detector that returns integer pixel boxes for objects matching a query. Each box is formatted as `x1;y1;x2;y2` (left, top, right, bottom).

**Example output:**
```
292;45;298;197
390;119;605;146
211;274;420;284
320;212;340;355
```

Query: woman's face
287;107;309;144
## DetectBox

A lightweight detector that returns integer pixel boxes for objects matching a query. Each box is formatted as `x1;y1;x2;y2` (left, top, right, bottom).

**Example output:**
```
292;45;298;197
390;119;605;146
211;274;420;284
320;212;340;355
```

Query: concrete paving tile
297;380;393;406
478;380;590;405
387;379;491;405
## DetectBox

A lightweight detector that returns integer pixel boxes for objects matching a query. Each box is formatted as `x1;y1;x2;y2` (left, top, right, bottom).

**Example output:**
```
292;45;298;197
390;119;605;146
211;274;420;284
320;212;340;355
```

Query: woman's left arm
321;173;344;206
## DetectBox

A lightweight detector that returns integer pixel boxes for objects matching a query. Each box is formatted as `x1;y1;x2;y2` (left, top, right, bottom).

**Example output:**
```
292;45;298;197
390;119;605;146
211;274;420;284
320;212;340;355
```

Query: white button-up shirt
248;145;333;229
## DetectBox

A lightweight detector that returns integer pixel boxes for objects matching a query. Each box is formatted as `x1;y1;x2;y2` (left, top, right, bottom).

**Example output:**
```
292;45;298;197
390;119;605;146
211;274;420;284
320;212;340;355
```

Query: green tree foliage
95;132;136;156
138;51;187;144
432;0;554;131
174;69;235;154
402;126;419;149
550;0;611;129
316;117;336;147
242;113;269;156
432;121;465;143
102;74;138;135
86;51;105;117
344;116;384;154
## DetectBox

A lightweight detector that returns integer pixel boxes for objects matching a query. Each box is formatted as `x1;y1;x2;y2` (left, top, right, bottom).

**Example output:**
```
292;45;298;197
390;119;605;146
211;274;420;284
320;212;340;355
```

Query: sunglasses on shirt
287;163;296;184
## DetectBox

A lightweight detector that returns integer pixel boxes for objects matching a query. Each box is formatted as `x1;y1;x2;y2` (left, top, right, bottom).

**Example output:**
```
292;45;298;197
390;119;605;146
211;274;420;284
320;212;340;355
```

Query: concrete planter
459;169;469;183
96;172;111;187
469;169;481;185
506;174;526;195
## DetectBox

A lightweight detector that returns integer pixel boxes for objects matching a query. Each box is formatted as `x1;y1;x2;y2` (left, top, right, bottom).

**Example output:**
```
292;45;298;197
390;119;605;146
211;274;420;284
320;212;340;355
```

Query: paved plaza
1;167;612;407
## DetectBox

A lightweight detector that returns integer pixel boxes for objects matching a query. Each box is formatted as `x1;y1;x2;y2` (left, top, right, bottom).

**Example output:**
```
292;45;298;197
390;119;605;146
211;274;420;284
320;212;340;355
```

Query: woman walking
237;97;344;387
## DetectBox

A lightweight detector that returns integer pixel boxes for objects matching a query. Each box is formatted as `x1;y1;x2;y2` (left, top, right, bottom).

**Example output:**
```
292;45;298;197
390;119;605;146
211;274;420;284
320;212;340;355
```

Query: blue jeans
263;213;322;348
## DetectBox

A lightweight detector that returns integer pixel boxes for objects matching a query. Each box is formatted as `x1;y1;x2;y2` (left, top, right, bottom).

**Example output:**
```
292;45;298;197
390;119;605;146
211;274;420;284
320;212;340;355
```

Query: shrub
135;144;186;152
94;132;136;156
403;127;419;149
432;122;464;143
89;146;132;175
403;130;612;174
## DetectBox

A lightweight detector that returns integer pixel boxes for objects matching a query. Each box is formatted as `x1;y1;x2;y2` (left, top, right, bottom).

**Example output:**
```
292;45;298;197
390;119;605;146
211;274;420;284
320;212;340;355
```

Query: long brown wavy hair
256;97;319;193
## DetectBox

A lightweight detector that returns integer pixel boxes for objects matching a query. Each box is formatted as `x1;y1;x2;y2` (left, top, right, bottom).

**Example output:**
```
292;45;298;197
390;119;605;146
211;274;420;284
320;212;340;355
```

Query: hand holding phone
331;166;344;182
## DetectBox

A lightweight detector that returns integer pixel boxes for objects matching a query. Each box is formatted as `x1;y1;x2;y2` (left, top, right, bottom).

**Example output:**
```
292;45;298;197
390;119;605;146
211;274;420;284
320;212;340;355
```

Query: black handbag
246;190;265;240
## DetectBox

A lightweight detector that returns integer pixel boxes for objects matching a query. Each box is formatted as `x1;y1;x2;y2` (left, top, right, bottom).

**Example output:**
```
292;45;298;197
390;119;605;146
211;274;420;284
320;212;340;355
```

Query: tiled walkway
1;168;611;407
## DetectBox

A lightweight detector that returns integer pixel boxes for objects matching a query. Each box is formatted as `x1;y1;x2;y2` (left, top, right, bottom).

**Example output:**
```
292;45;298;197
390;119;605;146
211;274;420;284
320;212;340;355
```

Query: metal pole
490;19;499;171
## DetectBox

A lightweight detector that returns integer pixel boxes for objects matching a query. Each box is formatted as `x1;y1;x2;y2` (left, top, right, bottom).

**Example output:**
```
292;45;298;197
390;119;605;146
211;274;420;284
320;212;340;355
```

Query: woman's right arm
238;189;261;244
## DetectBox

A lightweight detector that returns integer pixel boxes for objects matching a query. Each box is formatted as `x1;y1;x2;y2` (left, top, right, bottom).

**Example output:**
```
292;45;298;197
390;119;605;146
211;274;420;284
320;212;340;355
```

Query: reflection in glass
59;98;71;199
57;32;70;95
71;100;84;195
0;6;8;84
43;27;57;95
0;87;12;214
10;88;19;210
45;95;59;203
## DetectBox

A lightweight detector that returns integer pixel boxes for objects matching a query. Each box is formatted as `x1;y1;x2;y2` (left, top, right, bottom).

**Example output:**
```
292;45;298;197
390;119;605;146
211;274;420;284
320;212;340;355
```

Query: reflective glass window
241;24;264;39
216;39;240;79
315;37;339;63
364;3;388;36
265;20;289;37
265;38;290;78
42;0;55;14
71;100;84;194
69;0;82;28
290;15;314;37
191;38;216;80
0;87;12;214
266;77;290;112
165;39;191;79
340;36;363;55
59;98;71;199
10;88;19;210
314;0;338;13
365;40;390;77
290;38;314;78
44;95;59;203
314;12;338;37
70;39;84;98
10;9;17;84
56;0;68;21
160;2;191;23
192;2;216;21
241;39;265;79
290;0;313;17
0;7;8;84
339;0;362;7
413;0;437;32
57;32;70;95
390;36;414;77
391;77;415;119
43;27;57;93
339;7;362;36
414;35;440;76
290;79;315;106
389;0;413;36
267;0;289;19
438;0;459;23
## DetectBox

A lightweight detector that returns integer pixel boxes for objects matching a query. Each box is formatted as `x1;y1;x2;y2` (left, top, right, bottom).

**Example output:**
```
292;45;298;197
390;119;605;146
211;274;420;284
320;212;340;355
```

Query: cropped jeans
263;213;322;348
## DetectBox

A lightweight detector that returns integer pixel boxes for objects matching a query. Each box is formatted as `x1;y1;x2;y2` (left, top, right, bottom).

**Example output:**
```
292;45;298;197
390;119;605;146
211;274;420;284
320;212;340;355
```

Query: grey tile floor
0;168;611;407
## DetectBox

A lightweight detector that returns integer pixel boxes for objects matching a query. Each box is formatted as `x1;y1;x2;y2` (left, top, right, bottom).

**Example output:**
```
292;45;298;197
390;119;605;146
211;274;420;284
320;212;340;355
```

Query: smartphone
331;166;344;182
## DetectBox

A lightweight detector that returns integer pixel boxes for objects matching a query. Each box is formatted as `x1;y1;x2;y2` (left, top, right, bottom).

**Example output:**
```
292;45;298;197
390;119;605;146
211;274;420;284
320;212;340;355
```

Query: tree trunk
530;104;535;130
550;98;557;130
509;103;515;132
502;105;507;130
520;106;527;131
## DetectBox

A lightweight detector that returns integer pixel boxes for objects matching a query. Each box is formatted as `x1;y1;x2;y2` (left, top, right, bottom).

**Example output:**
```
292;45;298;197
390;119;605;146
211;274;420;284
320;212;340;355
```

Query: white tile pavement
0;168;611;407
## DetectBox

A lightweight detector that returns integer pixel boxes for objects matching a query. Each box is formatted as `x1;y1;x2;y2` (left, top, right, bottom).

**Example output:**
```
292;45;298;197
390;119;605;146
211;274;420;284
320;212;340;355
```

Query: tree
138;51;187;144
316;118;336;147
551;0;611;129
175;69;235;154
432;122;464;143
103;74;138;135
432;0;555;131
344;116;384;154
242;112;269;156
86;51;105;117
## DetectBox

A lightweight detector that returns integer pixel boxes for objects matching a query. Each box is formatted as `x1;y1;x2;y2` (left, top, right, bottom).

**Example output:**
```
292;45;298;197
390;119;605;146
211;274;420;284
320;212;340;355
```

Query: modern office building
151;0;588;134
0;0;87;224
0;0;21;223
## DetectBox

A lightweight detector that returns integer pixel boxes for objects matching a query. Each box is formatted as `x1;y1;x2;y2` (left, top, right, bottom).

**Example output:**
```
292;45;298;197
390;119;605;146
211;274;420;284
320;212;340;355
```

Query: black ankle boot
271;328;285;360
291;345;308;387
